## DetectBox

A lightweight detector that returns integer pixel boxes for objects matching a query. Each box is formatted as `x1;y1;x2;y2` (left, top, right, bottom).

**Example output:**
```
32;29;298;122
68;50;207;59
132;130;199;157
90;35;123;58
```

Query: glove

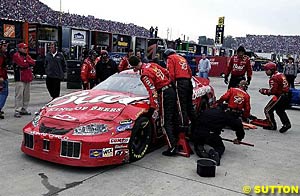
242;117;250;123
224;76;228;85
233;138;240;145
259;88;268;95
246;77;251;85
146;107;155;119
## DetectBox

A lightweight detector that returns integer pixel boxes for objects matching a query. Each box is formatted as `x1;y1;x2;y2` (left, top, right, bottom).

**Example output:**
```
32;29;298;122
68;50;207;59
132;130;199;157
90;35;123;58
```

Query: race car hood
42;90;148;122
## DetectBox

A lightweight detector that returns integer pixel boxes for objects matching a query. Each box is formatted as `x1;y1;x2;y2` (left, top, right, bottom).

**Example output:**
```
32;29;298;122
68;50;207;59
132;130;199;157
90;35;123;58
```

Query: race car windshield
93;73;147;96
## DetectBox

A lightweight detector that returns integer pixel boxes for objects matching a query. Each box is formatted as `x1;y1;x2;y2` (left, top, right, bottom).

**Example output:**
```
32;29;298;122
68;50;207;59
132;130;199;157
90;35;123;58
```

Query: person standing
283;57;298;88
224;46;252;89
197;53;211;79
44;42;67;100
163;49;197;134
12;43;35;118
259;62;291;133
154;27;158;38
0;40;9;119
81;50;97;90
128;56;178;156
118;49;134;72
96;50;118;83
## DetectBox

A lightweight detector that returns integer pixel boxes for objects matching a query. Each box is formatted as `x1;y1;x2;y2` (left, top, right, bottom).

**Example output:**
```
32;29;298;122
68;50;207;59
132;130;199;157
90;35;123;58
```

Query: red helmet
264;62;277;71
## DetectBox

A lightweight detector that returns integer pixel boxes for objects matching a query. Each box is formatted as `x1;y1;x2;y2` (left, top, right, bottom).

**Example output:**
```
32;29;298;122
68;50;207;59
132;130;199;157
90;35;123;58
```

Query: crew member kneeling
193;107;245;166
128;56;178;156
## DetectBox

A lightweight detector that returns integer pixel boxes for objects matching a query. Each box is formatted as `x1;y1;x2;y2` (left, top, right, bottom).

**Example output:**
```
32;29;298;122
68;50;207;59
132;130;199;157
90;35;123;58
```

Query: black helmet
163;49;176;59
88;49;98;57
237;46;246;53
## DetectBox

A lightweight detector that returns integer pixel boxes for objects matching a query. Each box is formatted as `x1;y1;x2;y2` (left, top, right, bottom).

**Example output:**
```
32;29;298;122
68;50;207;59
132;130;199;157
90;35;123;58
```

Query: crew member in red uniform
0;40;9;119
163;49;196;133
118;49;134;72
81;50;97;89
224;46;252;89
259;62;291;133
129;56;178;156
217;80;251;121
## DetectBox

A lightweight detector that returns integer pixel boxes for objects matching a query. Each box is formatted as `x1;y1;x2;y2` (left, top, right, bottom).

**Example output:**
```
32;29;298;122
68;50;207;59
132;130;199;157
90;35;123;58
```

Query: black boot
162;146;177;156
279;124;291;133
194;144;209;158
208;149;220;166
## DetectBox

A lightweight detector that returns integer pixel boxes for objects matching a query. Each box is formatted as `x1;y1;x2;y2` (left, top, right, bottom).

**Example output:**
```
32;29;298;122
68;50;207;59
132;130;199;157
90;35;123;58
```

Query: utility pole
59;0;62;25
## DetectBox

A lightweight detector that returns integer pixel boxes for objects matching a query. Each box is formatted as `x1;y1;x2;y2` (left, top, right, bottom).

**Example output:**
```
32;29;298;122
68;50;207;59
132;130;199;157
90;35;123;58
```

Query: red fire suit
218;87;251;119
81;57;96;89
118;56;131;72
259;72;290;129
225;55;252;88
140;63;177;147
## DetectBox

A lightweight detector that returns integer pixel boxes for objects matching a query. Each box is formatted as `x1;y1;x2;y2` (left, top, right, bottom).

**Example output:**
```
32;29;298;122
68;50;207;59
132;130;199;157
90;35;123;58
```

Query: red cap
18;43;28;49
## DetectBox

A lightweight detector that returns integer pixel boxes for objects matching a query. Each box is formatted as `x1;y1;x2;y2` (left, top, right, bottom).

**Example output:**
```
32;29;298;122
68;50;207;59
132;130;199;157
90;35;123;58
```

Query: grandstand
0;0;150;37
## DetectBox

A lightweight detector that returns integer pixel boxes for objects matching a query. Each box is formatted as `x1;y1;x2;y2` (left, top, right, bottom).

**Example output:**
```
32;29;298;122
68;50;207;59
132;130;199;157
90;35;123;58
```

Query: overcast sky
40;0;300;42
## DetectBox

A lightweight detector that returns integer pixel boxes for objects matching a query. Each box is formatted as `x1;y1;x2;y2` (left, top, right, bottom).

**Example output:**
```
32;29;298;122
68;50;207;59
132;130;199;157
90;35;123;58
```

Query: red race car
21;70;215;167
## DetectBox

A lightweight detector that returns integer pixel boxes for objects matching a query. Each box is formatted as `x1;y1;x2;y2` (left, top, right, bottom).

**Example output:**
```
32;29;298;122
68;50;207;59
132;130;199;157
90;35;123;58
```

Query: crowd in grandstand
234;34;300;55
0;0;150;37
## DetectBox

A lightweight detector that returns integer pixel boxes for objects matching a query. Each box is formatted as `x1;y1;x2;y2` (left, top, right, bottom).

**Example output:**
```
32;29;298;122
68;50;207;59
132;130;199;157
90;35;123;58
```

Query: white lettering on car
49;92;147;107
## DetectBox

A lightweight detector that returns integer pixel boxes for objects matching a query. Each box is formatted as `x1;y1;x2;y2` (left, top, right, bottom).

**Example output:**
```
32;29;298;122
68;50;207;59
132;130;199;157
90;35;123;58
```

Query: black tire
129;117;152;162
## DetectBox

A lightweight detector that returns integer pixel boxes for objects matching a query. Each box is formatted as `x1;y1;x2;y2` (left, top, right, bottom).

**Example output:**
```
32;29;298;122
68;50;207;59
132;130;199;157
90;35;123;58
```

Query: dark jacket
194;108;245;141
96;59;118;82
44;52;66;80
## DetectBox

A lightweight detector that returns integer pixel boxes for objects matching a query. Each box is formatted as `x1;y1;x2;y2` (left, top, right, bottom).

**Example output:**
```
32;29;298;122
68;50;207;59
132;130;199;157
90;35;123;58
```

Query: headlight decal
73;124;108;135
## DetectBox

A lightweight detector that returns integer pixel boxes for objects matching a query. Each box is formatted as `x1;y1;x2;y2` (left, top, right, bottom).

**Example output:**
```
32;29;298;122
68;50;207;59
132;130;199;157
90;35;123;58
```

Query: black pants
161;87;177;147
228;75;245;89
176;78;197;131
264;94;291;128
82;79;97;90
46;77;61;99
194;130;225;157
285;75;296;88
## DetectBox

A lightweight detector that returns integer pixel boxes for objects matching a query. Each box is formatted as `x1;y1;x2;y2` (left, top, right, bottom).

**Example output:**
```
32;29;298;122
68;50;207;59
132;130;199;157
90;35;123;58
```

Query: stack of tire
66;60;82;89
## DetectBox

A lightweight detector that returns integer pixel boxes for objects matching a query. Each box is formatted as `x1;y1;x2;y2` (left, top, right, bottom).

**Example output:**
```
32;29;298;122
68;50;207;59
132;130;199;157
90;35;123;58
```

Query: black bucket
197;158;216;177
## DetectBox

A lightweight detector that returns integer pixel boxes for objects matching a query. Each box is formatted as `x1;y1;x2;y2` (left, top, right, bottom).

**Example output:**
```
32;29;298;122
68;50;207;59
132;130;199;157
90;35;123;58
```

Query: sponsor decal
116;124;132;132
52;114;77;121
115;149;129;156
192;86;211;100
89;149;103;158
109;138;130;144
3;24;15;38
28;131;69;140
114;144;128;149
49;91;147;107
120;119;133;125
102;148;113;157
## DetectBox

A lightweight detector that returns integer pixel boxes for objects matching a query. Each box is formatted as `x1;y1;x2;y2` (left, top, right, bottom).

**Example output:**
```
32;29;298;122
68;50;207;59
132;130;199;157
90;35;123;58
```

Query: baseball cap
0;40;8;45
18;43;28;49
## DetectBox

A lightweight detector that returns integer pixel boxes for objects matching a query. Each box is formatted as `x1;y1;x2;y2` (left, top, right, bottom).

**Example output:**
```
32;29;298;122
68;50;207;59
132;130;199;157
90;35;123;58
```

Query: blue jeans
0;80;9;111
199;72;209;79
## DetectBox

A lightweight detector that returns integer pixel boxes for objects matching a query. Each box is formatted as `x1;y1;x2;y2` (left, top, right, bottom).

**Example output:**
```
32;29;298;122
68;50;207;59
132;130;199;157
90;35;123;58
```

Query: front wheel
129;117;152;162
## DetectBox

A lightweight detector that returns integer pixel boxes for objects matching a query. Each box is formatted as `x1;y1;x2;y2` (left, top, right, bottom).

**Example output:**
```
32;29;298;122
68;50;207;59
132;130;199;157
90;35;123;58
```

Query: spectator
44;42;67;100
283;57;298;88
197;53;211;79
96;50;118;83
12;43;35;118
0;40;9;119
